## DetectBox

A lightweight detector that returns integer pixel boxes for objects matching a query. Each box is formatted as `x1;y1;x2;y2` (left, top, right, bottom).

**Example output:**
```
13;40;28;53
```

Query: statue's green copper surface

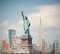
21;11;30;36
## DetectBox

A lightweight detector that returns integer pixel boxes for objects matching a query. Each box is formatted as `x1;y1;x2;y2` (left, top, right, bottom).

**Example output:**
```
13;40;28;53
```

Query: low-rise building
2;39;10;52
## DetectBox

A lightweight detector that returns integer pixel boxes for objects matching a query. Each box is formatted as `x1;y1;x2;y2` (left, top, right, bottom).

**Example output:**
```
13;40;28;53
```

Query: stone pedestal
20;35;33;54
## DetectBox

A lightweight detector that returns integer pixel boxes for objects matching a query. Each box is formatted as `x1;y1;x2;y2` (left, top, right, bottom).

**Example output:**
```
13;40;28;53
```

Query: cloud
27;4;60;28
0;21;10;42
8;20;23;36
0;21;9;26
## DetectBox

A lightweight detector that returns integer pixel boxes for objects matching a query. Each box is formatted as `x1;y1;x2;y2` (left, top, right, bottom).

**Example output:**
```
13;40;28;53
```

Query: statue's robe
23;19;30;35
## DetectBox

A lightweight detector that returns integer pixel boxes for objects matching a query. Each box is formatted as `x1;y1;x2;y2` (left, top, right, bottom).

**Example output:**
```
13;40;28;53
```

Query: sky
0;0;60;46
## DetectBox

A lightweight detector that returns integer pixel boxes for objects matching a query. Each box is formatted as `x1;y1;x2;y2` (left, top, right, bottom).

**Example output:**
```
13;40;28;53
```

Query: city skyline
0;0;60;45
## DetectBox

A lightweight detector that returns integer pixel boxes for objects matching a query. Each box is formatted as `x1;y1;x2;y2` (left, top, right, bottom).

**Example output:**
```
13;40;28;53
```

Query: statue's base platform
20;35;33;54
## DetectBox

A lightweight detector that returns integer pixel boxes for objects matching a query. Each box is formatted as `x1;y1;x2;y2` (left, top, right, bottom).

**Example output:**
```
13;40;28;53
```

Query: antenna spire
40;16;41;26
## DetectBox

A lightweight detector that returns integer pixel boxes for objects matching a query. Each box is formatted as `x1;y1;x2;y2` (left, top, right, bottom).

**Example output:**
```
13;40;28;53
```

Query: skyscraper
38;17;43;50
53;40;59;54
9;29;16;47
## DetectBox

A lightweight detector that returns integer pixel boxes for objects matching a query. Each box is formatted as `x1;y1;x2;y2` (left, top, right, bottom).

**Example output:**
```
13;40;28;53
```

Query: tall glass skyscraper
9;29;16;47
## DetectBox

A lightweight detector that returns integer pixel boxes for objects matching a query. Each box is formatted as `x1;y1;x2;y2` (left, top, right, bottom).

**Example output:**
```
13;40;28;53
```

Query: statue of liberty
21;11;30;36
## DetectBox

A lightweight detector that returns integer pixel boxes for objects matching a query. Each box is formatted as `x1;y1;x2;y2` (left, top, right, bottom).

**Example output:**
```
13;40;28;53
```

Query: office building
9;29;16;47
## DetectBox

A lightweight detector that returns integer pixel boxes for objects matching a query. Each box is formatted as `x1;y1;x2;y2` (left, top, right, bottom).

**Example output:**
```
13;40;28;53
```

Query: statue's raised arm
21;11;24;20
